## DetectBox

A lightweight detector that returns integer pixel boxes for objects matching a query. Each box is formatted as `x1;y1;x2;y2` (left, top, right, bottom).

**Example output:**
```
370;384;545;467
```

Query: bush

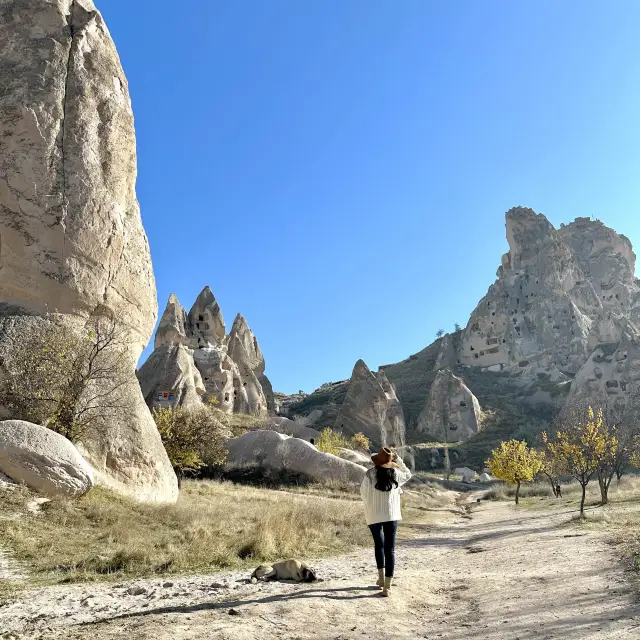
153;406;230;478
350;432;370;452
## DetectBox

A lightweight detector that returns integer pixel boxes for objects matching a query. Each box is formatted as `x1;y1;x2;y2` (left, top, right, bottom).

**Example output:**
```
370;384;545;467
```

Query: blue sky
100;0;640;394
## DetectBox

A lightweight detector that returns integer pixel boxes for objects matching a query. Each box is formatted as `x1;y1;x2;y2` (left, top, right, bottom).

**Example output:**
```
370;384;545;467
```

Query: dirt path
1;501;639;639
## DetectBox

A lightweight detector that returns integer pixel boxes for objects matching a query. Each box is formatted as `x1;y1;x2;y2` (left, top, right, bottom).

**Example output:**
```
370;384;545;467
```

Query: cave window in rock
449;425;458;431
621;382;628;392
199;315;204;321
606;380;619;388
459;401;467;407
225;393;230;402
474;353;479;359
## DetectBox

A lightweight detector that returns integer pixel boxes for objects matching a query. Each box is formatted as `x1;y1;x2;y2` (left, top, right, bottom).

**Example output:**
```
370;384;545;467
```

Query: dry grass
0;477;452;589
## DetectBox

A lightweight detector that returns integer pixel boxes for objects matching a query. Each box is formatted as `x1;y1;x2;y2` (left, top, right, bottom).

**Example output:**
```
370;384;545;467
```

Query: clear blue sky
100;0;640;394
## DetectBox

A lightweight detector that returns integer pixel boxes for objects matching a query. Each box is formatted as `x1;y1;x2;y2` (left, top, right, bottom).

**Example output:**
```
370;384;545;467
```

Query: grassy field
0;476;455;595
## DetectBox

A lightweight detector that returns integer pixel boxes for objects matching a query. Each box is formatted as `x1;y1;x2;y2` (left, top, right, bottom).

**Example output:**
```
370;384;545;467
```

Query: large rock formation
0;0;177;502
460;208;640;379
416;369;482;441
334;360;406;448
282;208;640;467
138;288;273;416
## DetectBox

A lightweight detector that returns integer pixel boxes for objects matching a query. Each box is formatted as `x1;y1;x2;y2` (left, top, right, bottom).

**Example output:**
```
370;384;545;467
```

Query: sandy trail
1;500;639;639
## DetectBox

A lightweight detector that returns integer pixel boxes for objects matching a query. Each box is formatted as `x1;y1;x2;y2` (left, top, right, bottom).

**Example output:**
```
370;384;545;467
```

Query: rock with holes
0;420;94;498
0;0;177;503
225;430;366;483
460;208;640;381
138;288;272;417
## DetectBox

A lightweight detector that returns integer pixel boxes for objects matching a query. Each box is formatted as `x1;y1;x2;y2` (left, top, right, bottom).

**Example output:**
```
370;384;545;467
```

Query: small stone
162;582;174;588
228;608;241;616
126;586;147;596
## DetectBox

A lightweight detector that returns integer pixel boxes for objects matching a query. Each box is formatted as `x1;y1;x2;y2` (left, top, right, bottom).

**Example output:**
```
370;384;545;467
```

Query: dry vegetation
0;476;453;593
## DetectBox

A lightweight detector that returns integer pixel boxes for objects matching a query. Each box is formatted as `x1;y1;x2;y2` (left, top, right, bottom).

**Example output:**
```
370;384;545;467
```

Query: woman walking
360;447;411;596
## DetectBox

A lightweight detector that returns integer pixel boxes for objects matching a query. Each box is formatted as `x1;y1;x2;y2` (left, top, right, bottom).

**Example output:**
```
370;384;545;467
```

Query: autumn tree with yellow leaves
486;440;543;505
543;405;613;517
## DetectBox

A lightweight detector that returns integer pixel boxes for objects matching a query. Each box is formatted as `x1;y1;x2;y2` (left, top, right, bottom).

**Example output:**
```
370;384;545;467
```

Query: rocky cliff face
460;208;640;378
283;207;640;466
0;0;177;502
138;288;273;416
333;360;406;448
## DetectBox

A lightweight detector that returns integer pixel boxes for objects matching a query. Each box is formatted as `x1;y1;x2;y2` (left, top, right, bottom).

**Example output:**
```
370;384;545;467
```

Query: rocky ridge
137;288;274;416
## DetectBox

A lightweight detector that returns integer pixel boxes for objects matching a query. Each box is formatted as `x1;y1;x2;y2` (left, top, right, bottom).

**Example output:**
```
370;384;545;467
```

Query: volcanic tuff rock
0;0;177;502
416;369;482;441
460;208;640;378
225;430;366;484
334;360;406;448
137;288;273;416
283;207;640;467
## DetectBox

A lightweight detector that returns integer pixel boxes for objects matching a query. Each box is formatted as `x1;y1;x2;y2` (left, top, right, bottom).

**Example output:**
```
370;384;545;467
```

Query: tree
537;449;563;498
543;405;612;517
486;440;543;505
436;329;445;338
153;405;230;486
454;323;462;332
0;312;131;442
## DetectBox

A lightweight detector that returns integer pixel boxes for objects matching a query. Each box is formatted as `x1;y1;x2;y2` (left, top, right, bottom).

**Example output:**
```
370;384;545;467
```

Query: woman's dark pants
368;520;398;577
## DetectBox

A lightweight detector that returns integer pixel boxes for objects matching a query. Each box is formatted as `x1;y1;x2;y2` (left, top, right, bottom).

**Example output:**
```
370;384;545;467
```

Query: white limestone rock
0;0;177;503
416;369;482;442
225;430;366;484
479;472;492;483
334;360;406;448
0;420;94;498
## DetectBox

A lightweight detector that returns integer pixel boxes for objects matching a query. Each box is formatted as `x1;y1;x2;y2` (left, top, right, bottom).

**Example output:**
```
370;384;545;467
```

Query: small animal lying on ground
251;559;318;583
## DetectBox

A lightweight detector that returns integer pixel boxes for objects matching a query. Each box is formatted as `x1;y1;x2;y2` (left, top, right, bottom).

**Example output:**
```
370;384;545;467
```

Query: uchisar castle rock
278;208;640;466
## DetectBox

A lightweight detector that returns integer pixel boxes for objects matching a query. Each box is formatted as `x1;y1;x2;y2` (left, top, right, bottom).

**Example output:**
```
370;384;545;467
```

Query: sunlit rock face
138;288;272;417
0;0;177;503
460;208;640;381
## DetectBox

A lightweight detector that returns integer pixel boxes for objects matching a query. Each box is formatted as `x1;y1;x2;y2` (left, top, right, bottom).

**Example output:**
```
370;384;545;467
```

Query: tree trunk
515;480;521;505
580;483;587;517
598;473;609;505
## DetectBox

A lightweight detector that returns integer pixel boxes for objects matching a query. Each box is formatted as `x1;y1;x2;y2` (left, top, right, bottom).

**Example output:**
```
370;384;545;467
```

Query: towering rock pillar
0;0;178;502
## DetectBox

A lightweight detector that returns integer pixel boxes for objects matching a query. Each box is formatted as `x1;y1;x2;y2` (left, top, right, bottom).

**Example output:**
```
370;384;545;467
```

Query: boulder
0;0;177;503
416;369;482;441
269;417;320;441
334;360;406;448
0;421;94;498
454;467;477;483
225;430;366;484
479;473;492;484
336;448;373;468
